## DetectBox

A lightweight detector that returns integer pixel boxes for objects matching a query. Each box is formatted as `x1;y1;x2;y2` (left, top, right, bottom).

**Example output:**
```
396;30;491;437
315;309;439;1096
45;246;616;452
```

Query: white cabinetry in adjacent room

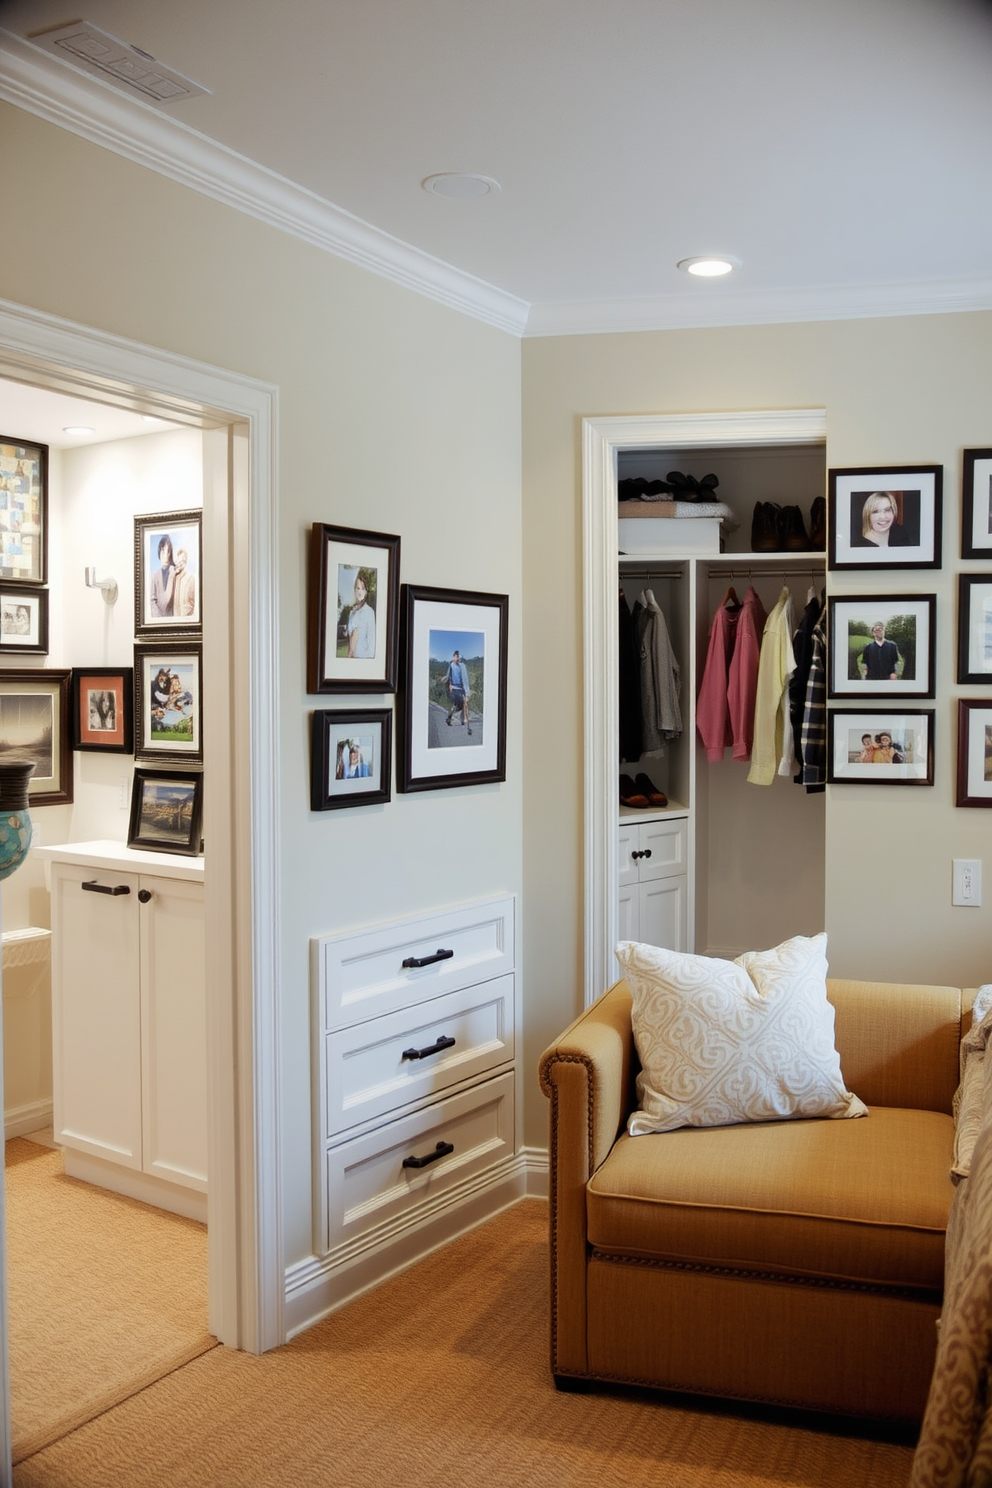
40;840;206;1222
617;814;688;951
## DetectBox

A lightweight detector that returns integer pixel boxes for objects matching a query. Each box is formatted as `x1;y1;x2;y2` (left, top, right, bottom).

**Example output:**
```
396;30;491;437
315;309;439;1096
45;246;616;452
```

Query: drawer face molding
323;974;514;1136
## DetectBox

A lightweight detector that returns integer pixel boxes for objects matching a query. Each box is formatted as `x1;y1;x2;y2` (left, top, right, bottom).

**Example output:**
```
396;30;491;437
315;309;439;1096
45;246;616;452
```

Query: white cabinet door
51;864;143;1170
139;875;208;1190
639;877;687;952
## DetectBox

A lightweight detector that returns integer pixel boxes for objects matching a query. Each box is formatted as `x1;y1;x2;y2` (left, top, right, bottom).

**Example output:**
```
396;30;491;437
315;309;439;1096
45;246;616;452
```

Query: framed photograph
0;436;47;585
307;523;400;694
827;709;934;786
133;643;203;763
956;699;992;807
957;574;992;684
961;449;992;559
397;584;508;793
827;595;935;699
71;667;134;753
0;668;72;804
0;587;47;654
134;509;202;637
828;466;942;570
310;708;392;810
127;767;203;855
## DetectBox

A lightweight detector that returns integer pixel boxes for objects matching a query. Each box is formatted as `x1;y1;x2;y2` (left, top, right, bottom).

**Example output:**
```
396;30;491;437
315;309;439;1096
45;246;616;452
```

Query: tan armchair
539;976;968;1422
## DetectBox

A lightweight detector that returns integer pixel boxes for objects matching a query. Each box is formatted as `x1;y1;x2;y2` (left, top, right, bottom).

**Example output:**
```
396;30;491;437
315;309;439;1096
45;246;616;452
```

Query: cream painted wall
522;314;992;1147
0;103;523;1270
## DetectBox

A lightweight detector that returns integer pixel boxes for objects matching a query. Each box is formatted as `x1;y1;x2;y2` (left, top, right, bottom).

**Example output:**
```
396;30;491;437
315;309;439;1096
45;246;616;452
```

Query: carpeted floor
14;1198;916;1488
5;1137;215;1464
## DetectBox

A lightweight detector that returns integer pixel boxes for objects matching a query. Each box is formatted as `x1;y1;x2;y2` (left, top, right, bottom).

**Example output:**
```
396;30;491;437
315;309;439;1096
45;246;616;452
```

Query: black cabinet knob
138;889;153;904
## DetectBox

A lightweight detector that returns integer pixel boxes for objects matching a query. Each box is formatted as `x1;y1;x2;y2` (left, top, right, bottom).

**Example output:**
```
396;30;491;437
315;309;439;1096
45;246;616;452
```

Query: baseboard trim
4;1098;53;1141
61;1148;208;1223
283;1151;548;1339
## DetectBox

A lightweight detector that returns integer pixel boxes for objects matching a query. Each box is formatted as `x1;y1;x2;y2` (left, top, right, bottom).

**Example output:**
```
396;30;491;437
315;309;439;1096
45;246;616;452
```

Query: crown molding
524;276;992;337
0;31;530;337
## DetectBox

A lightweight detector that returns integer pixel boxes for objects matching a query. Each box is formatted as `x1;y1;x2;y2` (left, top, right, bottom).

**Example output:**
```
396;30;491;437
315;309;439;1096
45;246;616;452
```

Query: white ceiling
2;0;992;335
1;379;181;447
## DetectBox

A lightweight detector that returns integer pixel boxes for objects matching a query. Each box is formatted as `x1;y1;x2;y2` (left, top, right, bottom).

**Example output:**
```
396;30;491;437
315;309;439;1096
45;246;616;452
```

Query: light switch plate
953;858;982;907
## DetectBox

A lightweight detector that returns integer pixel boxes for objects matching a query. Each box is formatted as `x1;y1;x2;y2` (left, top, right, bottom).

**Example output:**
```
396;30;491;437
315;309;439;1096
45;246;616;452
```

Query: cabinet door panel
51;866;142;1168
639;878;687;953
638;818;688;882
139;875;208;1190
617;883;638;942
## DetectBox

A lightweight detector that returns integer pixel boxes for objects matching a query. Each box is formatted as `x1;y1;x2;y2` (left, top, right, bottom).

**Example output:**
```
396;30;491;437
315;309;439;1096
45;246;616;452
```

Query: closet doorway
582;408;828;1007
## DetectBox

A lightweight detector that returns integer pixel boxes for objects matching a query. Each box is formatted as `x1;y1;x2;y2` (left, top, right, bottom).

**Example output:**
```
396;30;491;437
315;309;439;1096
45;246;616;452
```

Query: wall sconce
84;566;118;605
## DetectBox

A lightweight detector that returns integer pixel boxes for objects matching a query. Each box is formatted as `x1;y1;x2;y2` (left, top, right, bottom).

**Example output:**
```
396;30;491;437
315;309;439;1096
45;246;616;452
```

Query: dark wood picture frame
826;594;936;700
957;573;992;685
956;698;992;807
828;465;943;571
0;667;72;804
134;508;202;639
0;586;48;655
827;708;934;786
133;642;203;764
128;767;203;855
0;436;47;586
397;583;508;793
307;523;401;694
310;708;392;810
71;666;134;753
961;449;992;560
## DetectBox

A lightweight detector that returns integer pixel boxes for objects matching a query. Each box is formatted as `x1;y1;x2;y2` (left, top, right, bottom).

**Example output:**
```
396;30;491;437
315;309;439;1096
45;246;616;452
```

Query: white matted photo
310;708;391;810
962;450;992;559
828;466;942;570
956;700;992;807
827;594;935;699
827;709;934;786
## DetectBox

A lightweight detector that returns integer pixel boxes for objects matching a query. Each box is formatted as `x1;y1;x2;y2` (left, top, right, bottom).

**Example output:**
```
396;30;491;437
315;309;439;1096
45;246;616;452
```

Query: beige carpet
15;1199;916;1488
5;1137;216;1464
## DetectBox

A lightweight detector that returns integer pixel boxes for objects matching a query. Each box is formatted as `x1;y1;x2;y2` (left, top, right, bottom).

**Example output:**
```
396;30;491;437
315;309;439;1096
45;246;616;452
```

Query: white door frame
582;409;827;1007
0;298;282;1366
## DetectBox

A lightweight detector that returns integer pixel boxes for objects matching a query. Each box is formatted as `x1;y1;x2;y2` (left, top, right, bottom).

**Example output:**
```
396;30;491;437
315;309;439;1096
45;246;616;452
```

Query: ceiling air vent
28;20;210;105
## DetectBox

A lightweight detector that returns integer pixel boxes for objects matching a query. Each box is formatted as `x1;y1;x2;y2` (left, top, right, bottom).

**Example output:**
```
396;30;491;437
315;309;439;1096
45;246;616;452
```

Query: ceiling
2;0;992;336
1;378;181;447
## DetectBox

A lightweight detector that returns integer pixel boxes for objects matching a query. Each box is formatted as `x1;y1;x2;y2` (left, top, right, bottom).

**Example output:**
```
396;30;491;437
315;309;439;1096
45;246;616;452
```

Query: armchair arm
538;979;635;1376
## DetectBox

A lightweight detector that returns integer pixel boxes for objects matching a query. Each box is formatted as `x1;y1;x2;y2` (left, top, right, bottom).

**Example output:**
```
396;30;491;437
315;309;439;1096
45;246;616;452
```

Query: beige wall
522;314;992;1146
1;103;523;1268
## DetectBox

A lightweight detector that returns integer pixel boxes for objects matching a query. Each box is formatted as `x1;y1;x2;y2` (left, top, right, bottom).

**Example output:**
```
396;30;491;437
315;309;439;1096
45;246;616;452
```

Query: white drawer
313;894;514;1030
323;974;514;1137
324;1071;515;1256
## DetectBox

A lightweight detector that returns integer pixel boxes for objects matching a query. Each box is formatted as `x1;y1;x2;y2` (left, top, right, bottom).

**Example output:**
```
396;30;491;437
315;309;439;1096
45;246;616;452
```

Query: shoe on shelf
751;501;781;551
809;494;826;551
619;774;651;809
634;774;668;808
778;504;811;551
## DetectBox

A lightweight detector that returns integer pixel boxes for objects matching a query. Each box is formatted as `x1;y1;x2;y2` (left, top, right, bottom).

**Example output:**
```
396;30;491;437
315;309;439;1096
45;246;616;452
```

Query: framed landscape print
956;699;992;807
71;666;134;753
961;449;992;559
827;595;935;699
397;584;508;793
957;574;992;684
310;708;392;810
0;586;47;654
128;767;203;855
0;668;72;804
307;523;400;693
133;643;203;763
827;709;934;786
828;466;942;571
0;436;47;585
134;508;202;638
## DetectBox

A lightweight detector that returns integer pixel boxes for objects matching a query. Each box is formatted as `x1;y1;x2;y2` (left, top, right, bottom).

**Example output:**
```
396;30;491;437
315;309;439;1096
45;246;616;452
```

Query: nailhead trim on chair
540;1051;598;1376
590;1247;943;1304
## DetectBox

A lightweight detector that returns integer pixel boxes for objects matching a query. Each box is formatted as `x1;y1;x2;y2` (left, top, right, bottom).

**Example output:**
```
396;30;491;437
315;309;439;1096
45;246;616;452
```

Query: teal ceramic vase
0;755;35;881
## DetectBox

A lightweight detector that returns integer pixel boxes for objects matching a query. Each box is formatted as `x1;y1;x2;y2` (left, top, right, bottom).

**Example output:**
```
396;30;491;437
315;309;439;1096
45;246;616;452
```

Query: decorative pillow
616;934;867;1136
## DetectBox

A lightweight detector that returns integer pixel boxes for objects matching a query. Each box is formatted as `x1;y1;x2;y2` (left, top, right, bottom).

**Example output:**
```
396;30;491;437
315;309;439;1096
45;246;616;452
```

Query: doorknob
138;889;153;904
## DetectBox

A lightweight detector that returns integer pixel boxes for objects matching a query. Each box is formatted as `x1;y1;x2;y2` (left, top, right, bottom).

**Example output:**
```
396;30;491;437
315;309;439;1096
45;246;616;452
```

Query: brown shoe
778;505;811;551
634;773;668;808
619;774;650;809
751;501;780;551
809;495;826;550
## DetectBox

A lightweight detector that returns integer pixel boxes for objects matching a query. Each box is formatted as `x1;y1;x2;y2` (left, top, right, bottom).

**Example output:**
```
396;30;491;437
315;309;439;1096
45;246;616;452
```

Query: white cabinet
617;815;688;951
40;841;206;1221
311;896;516;1268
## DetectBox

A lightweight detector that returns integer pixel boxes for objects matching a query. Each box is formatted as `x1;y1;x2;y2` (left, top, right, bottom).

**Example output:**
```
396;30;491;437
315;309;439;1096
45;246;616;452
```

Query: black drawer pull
402;1140;454;1170
82;880;130;897
401;948;454;969
402;1035;456;1062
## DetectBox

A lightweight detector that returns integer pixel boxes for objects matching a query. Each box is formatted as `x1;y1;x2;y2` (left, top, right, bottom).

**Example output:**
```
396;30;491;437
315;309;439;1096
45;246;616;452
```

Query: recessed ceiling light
62;425;95;435
677;255;741;278
423;173;501;199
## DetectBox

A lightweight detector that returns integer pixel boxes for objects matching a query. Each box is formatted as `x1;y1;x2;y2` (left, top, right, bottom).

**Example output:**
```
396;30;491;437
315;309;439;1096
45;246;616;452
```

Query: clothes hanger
721;584;741;611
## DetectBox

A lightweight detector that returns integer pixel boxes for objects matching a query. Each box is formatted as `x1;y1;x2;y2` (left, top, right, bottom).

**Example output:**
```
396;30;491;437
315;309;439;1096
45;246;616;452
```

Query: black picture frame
307;523;401;694
397;584;508;793
0;586;48;654
127;767;203;855
310;708;392;810
0;436;47;586
71;666;134;753
826;595;936;700
134;508;202;638
133;642;203;764
957;574;992;685
956;699;992;807
961;449;992;560
0;667;72;803
827;709;934;786
828;466;942;571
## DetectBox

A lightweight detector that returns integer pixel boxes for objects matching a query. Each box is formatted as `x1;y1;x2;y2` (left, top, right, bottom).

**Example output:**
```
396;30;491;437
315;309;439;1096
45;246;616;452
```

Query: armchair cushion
616;934;866;1135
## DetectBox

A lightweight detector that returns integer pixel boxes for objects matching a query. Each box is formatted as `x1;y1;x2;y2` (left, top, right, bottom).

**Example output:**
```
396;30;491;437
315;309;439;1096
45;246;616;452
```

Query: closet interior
617;441;827;960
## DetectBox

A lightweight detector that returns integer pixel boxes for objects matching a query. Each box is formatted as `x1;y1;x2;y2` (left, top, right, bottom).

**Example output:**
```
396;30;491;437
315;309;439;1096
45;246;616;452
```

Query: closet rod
706;566;825;579
619;569;684;579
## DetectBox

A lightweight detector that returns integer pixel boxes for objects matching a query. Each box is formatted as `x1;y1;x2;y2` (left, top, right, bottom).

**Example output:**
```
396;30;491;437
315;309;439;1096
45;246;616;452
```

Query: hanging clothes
747;586;796;786
789;588;824;784
726;586;767;763
696;592;742;761
799;606;828;792
618;585;643;764
635;588;682;754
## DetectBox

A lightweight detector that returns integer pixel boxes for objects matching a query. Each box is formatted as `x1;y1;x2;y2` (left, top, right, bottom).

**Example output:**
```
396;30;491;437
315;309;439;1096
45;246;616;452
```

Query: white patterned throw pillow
616;934;867;1136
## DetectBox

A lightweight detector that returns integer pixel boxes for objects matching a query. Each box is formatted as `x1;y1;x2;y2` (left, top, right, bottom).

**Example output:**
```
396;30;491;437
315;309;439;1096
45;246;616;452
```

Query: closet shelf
619;801;688;823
